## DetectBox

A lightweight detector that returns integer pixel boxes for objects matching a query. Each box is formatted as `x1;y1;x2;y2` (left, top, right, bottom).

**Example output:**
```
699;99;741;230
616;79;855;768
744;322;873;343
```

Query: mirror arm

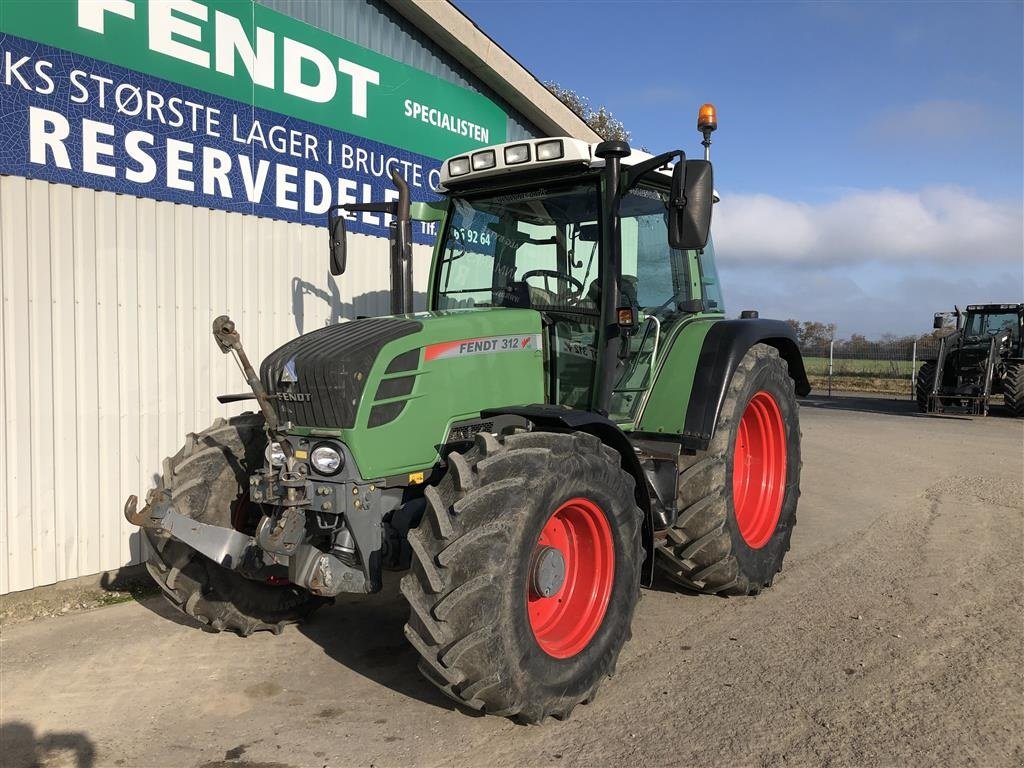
624;150;685;194
329;201;397;216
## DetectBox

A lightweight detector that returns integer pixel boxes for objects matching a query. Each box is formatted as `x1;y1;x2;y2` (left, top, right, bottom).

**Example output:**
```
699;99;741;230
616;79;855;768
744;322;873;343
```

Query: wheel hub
531;546;566;598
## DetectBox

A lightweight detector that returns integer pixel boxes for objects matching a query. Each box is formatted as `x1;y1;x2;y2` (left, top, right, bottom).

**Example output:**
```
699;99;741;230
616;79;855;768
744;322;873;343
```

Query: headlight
265;442;286;467
310;444;344;475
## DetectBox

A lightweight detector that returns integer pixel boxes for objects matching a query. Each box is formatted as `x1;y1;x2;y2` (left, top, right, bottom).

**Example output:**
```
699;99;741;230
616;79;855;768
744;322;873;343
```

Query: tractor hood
260;308;546;478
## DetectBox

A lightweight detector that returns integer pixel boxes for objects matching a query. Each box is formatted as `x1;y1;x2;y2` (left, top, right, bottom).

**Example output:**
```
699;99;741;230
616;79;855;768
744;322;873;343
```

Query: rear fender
480;405;656;586
638;319;810;452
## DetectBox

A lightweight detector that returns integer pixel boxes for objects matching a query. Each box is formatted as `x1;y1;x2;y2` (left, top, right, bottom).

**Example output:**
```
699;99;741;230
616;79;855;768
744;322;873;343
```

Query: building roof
384;0;602;143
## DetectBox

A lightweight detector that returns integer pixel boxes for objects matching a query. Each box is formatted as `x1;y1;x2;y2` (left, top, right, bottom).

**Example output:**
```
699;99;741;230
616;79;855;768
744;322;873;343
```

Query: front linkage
126;317;416;599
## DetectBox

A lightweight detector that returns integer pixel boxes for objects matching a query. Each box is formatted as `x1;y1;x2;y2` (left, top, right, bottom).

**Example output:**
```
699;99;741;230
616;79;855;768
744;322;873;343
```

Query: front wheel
916;360;937;413
1003;361;1024;417
400;430;643;723
656;343;801;595
144;414;326;635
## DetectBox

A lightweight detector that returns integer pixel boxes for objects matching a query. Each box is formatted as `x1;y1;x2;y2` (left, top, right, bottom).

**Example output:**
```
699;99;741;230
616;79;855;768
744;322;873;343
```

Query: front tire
916;360;937;413
144;414;326;635
1003;362;1024;417
400;430;643;723
656;344;801;595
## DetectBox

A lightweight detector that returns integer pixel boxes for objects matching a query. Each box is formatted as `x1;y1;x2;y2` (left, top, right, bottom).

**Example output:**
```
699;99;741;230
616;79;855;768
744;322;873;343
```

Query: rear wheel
656;344;800;595
144;414;326;635
400;430;643;723
916;361;937;413
1004;362;1024;417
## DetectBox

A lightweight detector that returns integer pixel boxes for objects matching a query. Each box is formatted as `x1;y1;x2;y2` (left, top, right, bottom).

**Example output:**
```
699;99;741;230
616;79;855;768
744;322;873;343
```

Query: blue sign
0;34;443;242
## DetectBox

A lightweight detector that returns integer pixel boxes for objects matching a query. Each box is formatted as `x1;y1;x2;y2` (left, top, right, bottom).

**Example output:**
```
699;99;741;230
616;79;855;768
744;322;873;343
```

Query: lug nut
352;487;359;495
353;499;362;509
368;484;376;492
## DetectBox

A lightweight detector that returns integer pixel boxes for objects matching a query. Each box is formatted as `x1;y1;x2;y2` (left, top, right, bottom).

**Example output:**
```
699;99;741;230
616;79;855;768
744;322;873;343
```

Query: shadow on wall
1;721;96;768
291;274;428;334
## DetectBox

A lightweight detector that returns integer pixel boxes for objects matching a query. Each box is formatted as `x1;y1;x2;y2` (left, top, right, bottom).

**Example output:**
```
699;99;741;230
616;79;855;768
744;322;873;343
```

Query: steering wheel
520;269;585;301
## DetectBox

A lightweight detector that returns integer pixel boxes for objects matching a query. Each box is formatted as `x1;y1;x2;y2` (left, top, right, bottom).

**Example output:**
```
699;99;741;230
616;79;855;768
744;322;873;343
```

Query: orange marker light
698;103;718;133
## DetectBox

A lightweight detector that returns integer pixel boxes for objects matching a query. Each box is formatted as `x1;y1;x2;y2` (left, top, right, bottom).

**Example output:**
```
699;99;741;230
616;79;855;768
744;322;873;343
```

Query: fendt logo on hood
275;392;311;402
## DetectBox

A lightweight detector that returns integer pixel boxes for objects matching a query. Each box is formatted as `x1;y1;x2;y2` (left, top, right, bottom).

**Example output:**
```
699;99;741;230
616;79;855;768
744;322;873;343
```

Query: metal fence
799;340;928;397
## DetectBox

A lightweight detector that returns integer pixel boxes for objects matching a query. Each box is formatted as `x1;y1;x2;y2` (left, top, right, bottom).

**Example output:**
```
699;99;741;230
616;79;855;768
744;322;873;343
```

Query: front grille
260;318;422;429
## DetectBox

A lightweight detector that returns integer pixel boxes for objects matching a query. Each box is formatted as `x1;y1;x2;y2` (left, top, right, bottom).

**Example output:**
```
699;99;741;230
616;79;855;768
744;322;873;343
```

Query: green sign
0;0;507;159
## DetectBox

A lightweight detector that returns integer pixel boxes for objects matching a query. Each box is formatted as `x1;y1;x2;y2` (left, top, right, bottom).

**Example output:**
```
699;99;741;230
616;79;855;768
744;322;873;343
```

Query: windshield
434;181;706;319
434;182;602;314
963;311;1019;340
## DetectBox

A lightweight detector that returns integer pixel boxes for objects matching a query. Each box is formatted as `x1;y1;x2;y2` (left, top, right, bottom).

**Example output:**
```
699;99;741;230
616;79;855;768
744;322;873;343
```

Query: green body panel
633;315;721;436
290;308;545;478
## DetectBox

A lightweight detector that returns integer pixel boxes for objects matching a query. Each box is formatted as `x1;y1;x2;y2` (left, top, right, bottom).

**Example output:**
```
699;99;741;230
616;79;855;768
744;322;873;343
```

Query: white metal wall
0;177;431;594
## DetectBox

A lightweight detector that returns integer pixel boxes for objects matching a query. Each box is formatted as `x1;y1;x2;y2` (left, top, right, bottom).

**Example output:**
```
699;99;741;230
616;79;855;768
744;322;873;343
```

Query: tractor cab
961;304;1023;349
426;137;723;422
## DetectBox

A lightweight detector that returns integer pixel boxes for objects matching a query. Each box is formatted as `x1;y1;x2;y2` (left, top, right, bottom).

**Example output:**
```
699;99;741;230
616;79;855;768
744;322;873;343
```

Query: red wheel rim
732;391;787;549
527;498;615;659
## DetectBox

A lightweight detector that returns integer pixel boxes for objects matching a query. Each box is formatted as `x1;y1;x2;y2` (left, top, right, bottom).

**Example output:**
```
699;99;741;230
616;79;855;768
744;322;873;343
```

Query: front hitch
124;493;254;570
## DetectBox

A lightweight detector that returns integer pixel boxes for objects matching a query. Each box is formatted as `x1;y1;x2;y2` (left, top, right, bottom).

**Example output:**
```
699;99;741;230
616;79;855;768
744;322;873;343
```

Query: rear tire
400;430;643;723
916;360;937;413
144;414;326;635
655;344;800;595
1004;362;1024;417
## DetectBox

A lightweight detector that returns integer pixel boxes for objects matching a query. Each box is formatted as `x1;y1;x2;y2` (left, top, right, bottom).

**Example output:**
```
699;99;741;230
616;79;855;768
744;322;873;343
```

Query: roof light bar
438;138;593;188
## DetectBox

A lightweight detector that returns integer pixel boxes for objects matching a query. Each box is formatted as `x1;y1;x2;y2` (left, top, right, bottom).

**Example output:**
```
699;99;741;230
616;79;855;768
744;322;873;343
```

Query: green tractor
917;303;1024;417
126;106;810;722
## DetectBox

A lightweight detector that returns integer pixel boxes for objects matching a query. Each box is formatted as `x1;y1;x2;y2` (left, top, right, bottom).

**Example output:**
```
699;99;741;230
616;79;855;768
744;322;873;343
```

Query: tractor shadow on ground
0;721;96;768
799;393;960;420
297;580;475;717
800;393;1020;421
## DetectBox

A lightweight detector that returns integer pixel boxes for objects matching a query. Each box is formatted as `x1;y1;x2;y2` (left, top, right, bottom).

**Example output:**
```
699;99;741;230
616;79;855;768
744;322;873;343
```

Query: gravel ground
2;395;1022;768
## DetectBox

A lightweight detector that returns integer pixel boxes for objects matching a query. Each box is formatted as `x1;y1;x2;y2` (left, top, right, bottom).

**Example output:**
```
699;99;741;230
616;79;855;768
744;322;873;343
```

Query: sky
456;0;1024;338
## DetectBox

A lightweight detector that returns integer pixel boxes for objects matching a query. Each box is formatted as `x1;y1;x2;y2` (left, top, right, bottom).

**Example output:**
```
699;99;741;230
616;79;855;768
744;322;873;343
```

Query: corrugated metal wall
259;0;542;142
1;0;544;594
0;176;431;594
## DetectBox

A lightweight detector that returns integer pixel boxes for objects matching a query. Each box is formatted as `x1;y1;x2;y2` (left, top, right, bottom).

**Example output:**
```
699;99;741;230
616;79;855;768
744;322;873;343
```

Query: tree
545;82;631;142
783;319;836;349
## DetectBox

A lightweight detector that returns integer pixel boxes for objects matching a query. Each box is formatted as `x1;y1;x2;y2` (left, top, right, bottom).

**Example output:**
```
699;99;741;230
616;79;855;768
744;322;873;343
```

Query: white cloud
713;185;1023;267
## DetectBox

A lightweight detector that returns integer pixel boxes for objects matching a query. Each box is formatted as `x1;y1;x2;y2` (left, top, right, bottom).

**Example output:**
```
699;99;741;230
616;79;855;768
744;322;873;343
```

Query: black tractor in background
917;303;1024;417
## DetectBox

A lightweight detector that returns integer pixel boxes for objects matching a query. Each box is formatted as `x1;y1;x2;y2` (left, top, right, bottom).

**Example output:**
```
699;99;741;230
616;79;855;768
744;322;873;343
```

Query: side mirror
933;315;945;330
668;160;713;250
328;210;347;276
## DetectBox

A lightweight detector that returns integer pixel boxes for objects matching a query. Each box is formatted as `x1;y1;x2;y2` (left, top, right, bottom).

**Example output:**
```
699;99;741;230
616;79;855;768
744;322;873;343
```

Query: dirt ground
2;395;1022;768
